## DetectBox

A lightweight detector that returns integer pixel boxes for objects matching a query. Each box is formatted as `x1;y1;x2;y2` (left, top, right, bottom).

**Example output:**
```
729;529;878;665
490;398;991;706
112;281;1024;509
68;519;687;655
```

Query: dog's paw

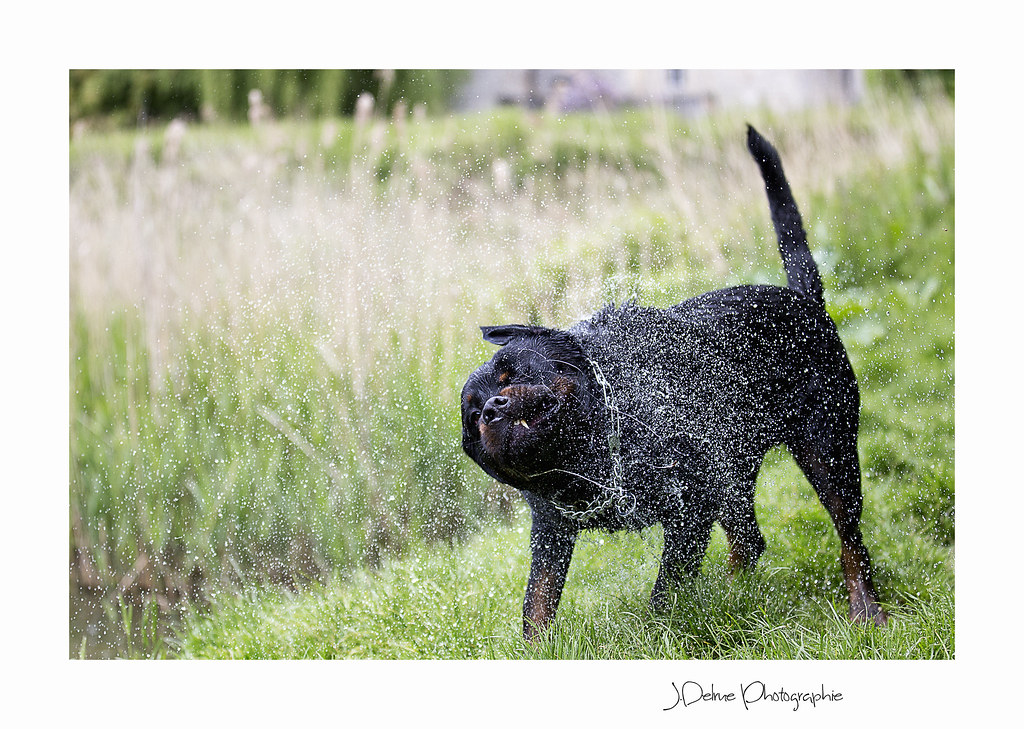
850;600;888;627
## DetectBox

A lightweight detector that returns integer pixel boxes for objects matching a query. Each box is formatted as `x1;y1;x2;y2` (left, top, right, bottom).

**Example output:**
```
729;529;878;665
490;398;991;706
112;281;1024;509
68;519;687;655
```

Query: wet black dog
461;126;887;641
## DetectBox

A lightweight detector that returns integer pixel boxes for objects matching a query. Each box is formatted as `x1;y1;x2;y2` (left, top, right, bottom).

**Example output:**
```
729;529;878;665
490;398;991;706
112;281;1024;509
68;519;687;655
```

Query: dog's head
461;324;596;487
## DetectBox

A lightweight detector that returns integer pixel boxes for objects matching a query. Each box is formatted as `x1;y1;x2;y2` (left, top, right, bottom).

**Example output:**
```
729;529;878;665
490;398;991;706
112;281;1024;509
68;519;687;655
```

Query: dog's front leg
650;510;714;612
523;514;577;642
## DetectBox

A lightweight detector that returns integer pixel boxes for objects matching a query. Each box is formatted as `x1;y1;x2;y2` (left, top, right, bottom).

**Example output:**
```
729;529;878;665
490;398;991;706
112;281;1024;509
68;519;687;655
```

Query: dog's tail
746;125;824;304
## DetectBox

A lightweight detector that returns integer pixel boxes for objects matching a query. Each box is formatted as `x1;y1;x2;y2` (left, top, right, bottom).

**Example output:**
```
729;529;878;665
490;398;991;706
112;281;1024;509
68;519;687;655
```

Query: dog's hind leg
788;432;888;626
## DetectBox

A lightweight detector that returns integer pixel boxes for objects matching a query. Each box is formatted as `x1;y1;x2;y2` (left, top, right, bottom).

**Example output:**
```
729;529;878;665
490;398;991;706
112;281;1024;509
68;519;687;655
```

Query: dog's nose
481;396;509;425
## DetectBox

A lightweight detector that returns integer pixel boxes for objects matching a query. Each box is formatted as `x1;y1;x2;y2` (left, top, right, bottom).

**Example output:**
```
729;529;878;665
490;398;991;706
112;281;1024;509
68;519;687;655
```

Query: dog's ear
480;324;553;345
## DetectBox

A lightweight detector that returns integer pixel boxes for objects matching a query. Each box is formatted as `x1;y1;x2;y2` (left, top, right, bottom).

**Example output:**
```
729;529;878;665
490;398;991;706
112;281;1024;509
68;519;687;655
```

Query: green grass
174;482;953;659
70;86;953;659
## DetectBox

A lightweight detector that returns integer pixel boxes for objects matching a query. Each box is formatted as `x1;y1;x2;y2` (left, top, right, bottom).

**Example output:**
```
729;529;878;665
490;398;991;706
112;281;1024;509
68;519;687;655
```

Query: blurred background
69;68;954;659
70;69;953;132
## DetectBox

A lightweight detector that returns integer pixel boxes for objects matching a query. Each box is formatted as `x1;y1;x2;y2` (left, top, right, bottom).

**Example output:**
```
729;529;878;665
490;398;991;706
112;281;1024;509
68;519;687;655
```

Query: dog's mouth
481;387;559;430
477;385;561;463
492;410;551;433
462;369;586;485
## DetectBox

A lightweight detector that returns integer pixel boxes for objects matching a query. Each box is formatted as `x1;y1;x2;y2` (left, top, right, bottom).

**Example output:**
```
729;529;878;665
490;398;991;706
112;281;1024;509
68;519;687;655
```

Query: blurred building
454;69;863;114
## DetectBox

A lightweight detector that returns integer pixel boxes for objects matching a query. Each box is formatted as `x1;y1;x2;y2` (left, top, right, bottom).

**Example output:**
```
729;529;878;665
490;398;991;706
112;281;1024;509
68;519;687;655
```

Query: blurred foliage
868;69;954;98
69;69;467;128
69;69;953;131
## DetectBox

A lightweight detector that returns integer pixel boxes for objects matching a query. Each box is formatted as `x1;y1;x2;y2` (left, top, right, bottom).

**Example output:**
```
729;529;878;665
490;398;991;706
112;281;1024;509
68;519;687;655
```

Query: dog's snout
481;396;509;425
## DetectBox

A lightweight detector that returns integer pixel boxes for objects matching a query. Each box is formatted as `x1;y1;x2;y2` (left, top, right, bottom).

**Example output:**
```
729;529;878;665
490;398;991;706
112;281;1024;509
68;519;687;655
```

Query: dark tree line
70;69;467;128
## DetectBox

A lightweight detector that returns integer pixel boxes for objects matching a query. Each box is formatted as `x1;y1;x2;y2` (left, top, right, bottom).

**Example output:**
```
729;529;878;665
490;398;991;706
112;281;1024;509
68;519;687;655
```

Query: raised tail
746;125;824;304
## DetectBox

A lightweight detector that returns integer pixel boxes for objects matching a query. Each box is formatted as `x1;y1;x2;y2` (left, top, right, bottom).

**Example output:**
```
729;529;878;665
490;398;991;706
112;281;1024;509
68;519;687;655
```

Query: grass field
70;85;953;659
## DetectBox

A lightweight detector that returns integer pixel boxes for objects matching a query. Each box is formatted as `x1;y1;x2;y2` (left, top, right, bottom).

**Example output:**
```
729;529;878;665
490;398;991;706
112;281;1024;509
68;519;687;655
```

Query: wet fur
461;126;887;641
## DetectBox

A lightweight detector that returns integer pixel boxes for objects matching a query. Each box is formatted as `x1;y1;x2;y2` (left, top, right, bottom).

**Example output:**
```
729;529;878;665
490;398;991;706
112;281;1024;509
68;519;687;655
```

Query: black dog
461;126;887;641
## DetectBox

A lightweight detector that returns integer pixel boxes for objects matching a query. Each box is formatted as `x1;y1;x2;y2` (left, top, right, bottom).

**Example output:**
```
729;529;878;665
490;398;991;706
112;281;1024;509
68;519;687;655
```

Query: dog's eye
552;360;578;375
468;411;481;427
